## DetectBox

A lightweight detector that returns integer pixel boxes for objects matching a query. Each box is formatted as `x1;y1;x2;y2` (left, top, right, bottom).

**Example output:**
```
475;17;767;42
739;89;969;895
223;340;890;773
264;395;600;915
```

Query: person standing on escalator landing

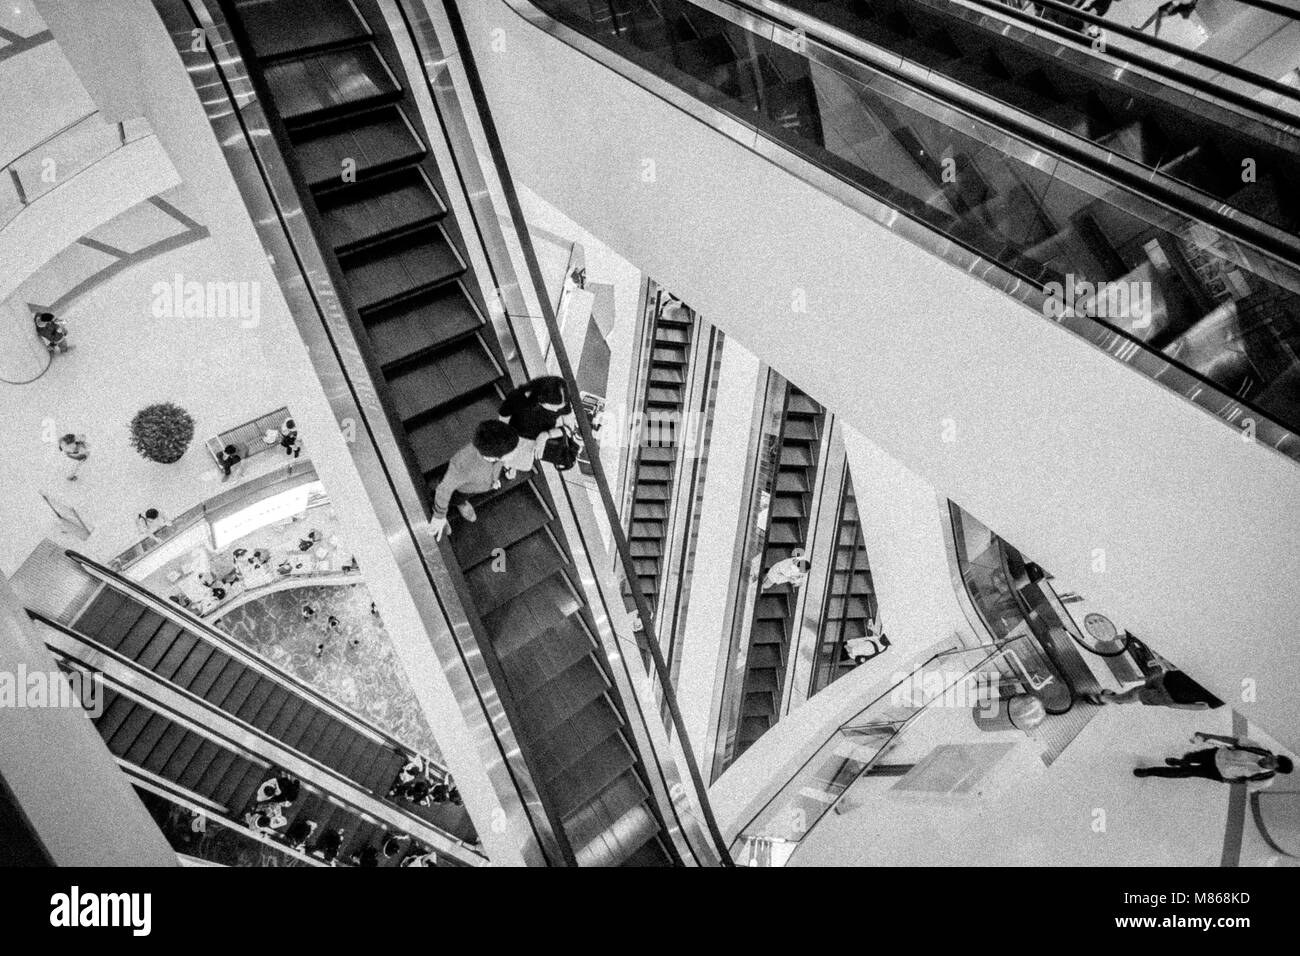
428;420;542;539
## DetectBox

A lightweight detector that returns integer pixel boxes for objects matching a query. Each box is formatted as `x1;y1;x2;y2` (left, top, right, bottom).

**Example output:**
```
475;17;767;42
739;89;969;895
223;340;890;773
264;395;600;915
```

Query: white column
0;571;178;865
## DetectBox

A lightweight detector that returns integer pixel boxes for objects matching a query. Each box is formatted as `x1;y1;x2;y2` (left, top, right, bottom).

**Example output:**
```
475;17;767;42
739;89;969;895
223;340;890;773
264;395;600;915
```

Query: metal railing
1;112;152;230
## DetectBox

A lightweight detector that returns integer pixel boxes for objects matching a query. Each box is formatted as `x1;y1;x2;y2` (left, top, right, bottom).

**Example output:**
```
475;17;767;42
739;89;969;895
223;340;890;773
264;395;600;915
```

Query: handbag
540;427;581;471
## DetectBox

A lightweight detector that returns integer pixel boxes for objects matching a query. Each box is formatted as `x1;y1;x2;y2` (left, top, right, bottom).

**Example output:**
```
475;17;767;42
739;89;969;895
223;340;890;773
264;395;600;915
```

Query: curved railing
729;641;1005;865
1;112;153;230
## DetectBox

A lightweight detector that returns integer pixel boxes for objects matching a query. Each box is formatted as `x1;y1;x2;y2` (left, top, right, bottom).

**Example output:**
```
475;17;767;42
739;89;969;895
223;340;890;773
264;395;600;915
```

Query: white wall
674;339;762;770
462;0;1300;751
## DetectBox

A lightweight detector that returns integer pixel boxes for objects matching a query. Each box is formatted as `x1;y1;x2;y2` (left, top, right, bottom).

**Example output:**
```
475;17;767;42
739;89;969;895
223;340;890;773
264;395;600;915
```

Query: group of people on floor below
242;770;441;866
166;527;358;615
429;375;577;539
388;755;462;808
217;416;301;481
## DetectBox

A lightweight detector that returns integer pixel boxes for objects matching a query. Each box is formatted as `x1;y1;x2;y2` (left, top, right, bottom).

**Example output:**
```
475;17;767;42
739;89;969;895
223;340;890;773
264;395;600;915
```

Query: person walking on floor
1134;732;1293;785
34;312;71;355
58;433;89;481
428;420;540;539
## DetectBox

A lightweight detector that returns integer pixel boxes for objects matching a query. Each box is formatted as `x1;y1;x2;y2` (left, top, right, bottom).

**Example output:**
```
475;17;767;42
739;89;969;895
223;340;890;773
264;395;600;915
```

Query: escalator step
225;761;270;815
107;704;153;756
451;483;552;570
281;702;321;750
265;695;307;740
113;610;168;660
141;723;190;775
362;284;482;366
249;686;293;730
464;529;568;612
512;658;610;740
484;574;585;660
318;168;447;252
234;677;278;725
195;748;243;804
160;732;207;783
293;109;425;189
152;631;201;681
497;622;595;697
94;694;136;739
73;589;125;640
134;622;186;672
529;698;625;780
564;771;649;854
122;714;173;766
176;739;223;792
575;798;660;867
408;390;500;479
385;339;499;420
341;227;466;311
262;43;398;124
551;738;637;820
232;0;369;61
216;669;263;715
188;651;234;698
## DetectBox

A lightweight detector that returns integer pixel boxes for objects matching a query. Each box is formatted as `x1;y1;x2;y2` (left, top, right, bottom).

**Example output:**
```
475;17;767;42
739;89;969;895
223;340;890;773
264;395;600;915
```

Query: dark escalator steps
339;226;466;312
404;390;500;480
360;284;482;368
261;43;400;125
511;657;611;741
463;528;570;613
451;482;553;569
548;743;639;821
317;167;446;253
292;108;426;189
384;342;500;422
231;0;370;61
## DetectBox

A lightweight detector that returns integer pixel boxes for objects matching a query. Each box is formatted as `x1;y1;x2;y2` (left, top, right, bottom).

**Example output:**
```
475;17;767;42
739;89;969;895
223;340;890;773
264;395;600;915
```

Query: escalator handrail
437;0;735;866
735;0;1300;273
933;0;1300;112
506;0;1300;468
63;550;442;768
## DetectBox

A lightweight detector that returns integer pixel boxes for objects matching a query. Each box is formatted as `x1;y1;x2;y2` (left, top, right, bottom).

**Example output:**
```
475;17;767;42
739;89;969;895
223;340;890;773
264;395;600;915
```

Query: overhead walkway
149;0;728;864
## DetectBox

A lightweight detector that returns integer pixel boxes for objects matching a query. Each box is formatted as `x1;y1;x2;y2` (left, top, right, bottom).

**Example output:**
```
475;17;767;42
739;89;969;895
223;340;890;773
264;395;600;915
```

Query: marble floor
215;582;443;764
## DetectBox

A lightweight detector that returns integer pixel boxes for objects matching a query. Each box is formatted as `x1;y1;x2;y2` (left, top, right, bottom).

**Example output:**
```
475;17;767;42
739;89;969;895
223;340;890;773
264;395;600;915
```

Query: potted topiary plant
129;402;195;464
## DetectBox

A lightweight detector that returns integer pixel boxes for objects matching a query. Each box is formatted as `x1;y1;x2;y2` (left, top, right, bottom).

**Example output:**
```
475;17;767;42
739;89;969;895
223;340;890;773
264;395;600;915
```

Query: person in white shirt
1134;732;1293;785
761;548;811;591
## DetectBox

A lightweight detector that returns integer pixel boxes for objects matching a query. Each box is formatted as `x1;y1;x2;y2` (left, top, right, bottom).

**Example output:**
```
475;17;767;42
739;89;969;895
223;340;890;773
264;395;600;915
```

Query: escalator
522;0;1300;455
626;294;695;614
779;0;1300;235
44;553;475;844
736;386;825;757
215;0;677;866
810;469;876;695
48;640;458;866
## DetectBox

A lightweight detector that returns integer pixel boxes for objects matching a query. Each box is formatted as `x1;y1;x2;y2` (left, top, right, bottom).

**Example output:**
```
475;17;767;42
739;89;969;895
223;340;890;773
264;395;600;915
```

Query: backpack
540;427;581;471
